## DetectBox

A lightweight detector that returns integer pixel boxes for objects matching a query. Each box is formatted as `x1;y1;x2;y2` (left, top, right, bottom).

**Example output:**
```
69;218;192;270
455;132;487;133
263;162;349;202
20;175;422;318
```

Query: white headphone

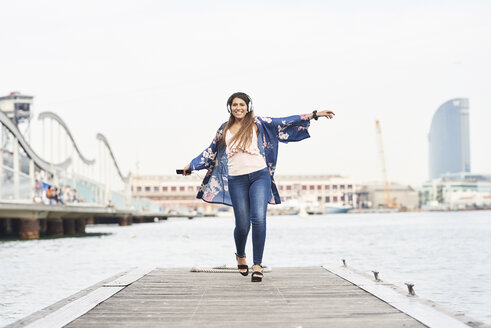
227;93;253;113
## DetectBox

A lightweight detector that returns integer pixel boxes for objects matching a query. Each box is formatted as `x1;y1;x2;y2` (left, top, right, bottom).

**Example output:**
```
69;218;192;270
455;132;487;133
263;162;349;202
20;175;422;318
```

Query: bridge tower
0;92;35;200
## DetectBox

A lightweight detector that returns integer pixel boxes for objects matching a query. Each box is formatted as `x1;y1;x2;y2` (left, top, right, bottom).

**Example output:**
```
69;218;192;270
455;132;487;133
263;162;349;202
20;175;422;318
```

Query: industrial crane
375;120;392;208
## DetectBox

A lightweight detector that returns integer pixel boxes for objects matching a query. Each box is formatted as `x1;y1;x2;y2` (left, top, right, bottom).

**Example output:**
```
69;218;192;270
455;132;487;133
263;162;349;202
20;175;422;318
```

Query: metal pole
98;141;102;184
70;141;74;187
29;158;35;201
105;149;109;205
57;122;61;163
65;131;69;165
50;118;54;163
42;118;45;159
13;138;20;199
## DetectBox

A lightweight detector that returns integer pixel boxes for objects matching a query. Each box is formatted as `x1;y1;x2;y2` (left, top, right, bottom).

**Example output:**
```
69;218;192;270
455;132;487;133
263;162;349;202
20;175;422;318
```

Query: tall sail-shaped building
428;98;470;180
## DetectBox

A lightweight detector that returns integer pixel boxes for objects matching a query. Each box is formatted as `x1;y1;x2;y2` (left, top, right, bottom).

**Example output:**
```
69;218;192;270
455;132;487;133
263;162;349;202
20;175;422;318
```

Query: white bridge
0;108;154;210
0;93;176;239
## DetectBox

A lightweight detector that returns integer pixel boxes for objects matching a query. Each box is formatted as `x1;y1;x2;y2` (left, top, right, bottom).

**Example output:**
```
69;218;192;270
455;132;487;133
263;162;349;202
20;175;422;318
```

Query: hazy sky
1;0;490;186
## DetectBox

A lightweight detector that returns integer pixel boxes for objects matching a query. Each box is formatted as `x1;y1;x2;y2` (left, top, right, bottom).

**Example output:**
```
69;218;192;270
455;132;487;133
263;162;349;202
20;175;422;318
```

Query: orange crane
375;120;392;208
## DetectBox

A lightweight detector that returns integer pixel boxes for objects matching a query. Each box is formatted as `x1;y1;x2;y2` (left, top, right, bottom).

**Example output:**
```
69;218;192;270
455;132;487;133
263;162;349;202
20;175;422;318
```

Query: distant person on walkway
33;179;44;203
72;188;82;203
182;92;335;282
46;186;63;204
62;185;74;203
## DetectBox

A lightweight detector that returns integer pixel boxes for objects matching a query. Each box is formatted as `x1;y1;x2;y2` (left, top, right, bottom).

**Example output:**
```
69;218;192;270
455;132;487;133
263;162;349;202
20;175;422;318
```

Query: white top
225;128;267;176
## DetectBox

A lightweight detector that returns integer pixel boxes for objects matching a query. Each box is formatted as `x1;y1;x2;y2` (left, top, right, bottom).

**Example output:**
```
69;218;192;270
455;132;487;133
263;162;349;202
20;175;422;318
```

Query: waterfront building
419;173;491;210
130;174;357;215
428;98;470;180
356;183;419;210
130;174;223;216
274;174;356;205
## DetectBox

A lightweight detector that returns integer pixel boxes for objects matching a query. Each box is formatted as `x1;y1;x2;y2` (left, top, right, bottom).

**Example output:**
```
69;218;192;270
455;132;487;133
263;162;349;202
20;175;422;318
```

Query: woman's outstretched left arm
305;110;335;120
259;110;335;144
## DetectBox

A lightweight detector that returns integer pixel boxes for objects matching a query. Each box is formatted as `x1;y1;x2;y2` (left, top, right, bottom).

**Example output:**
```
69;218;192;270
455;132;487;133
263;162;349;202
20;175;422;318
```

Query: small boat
267;199;301;216
325;204;353;214
305;202;324;215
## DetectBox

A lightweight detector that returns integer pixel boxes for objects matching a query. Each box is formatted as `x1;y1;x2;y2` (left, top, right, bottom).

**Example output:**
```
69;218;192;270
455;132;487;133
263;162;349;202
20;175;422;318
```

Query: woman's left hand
316;110;335;119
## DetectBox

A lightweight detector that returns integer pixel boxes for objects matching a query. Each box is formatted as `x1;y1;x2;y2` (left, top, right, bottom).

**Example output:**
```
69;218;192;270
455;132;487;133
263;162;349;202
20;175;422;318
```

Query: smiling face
230;97;248;120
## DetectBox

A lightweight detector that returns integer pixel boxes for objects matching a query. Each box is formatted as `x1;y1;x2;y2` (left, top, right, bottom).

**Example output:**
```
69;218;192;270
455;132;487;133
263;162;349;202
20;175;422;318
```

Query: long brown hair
220;92;258;149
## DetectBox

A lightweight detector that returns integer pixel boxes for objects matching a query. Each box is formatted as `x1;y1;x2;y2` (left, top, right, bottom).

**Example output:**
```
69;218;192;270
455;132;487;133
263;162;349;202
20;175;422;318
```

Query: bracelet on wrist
312;110;318;121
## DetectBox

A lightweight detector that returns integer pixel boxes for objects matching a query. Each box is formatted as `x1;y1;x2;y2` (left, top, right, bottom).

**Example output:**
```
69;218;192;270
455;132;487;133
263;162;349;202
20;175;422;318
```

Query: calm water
1;211;490;326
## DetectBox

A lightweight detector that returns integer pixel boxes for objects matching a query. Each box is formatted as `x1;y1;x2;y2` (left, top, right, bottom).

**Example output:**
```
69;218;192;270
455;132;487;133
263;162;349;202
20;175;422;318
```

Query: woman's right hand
182;164;192;176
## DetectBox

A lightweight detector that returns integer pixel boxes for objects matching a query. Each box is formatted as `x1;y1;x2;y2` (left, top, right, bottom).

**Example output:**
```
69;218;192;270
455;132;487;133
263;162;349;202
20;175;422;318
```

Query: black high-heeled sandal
251;264;263;282
235;253;249;276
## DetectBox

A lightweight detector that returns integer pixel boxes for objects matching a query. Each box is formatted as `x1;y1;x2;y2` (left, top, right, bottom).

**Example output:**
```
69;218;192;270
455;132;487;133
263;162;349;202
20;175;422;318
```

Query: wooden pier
9;266;482;328
0;202;196;240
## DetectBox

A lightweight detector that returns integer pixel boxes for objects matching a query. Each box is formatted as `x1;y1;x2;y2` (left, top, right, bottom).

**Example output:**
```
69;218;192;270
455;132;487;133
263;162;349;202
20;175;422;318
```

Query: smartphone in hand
176;169;189;175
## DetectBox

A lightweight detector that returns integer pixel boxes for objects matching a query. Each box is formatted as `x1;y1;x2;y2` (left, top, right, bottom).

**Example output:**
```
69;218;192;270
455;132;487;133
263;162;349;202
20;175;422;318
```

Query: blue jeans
228;167;271;265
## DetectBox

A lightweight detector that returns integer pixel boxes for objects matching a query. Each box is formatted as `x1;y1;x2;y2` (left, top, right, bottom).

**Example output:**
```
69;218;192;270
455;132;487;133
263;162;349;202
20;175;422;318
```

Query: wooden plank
103;267;154;287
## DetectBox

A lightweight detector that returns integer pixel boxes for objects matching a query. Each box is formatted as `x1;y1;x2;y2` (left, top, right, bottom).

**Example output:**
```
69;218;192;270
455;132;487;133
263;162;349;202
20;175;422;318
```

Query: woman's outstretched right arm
181;124;224;176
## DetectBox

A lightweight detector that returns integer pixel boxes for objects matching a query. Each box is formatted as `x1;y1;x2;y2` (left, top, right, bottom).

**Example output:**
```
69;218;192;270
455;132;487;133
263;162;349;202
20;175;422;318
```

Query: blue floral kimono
190;114;311;206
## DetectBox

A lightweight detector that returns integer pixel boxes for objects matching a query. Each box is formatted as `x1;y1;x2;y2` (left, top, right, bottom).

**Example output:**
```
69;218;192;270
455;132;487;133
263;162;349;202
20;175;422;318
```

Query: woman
182;92;334;282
